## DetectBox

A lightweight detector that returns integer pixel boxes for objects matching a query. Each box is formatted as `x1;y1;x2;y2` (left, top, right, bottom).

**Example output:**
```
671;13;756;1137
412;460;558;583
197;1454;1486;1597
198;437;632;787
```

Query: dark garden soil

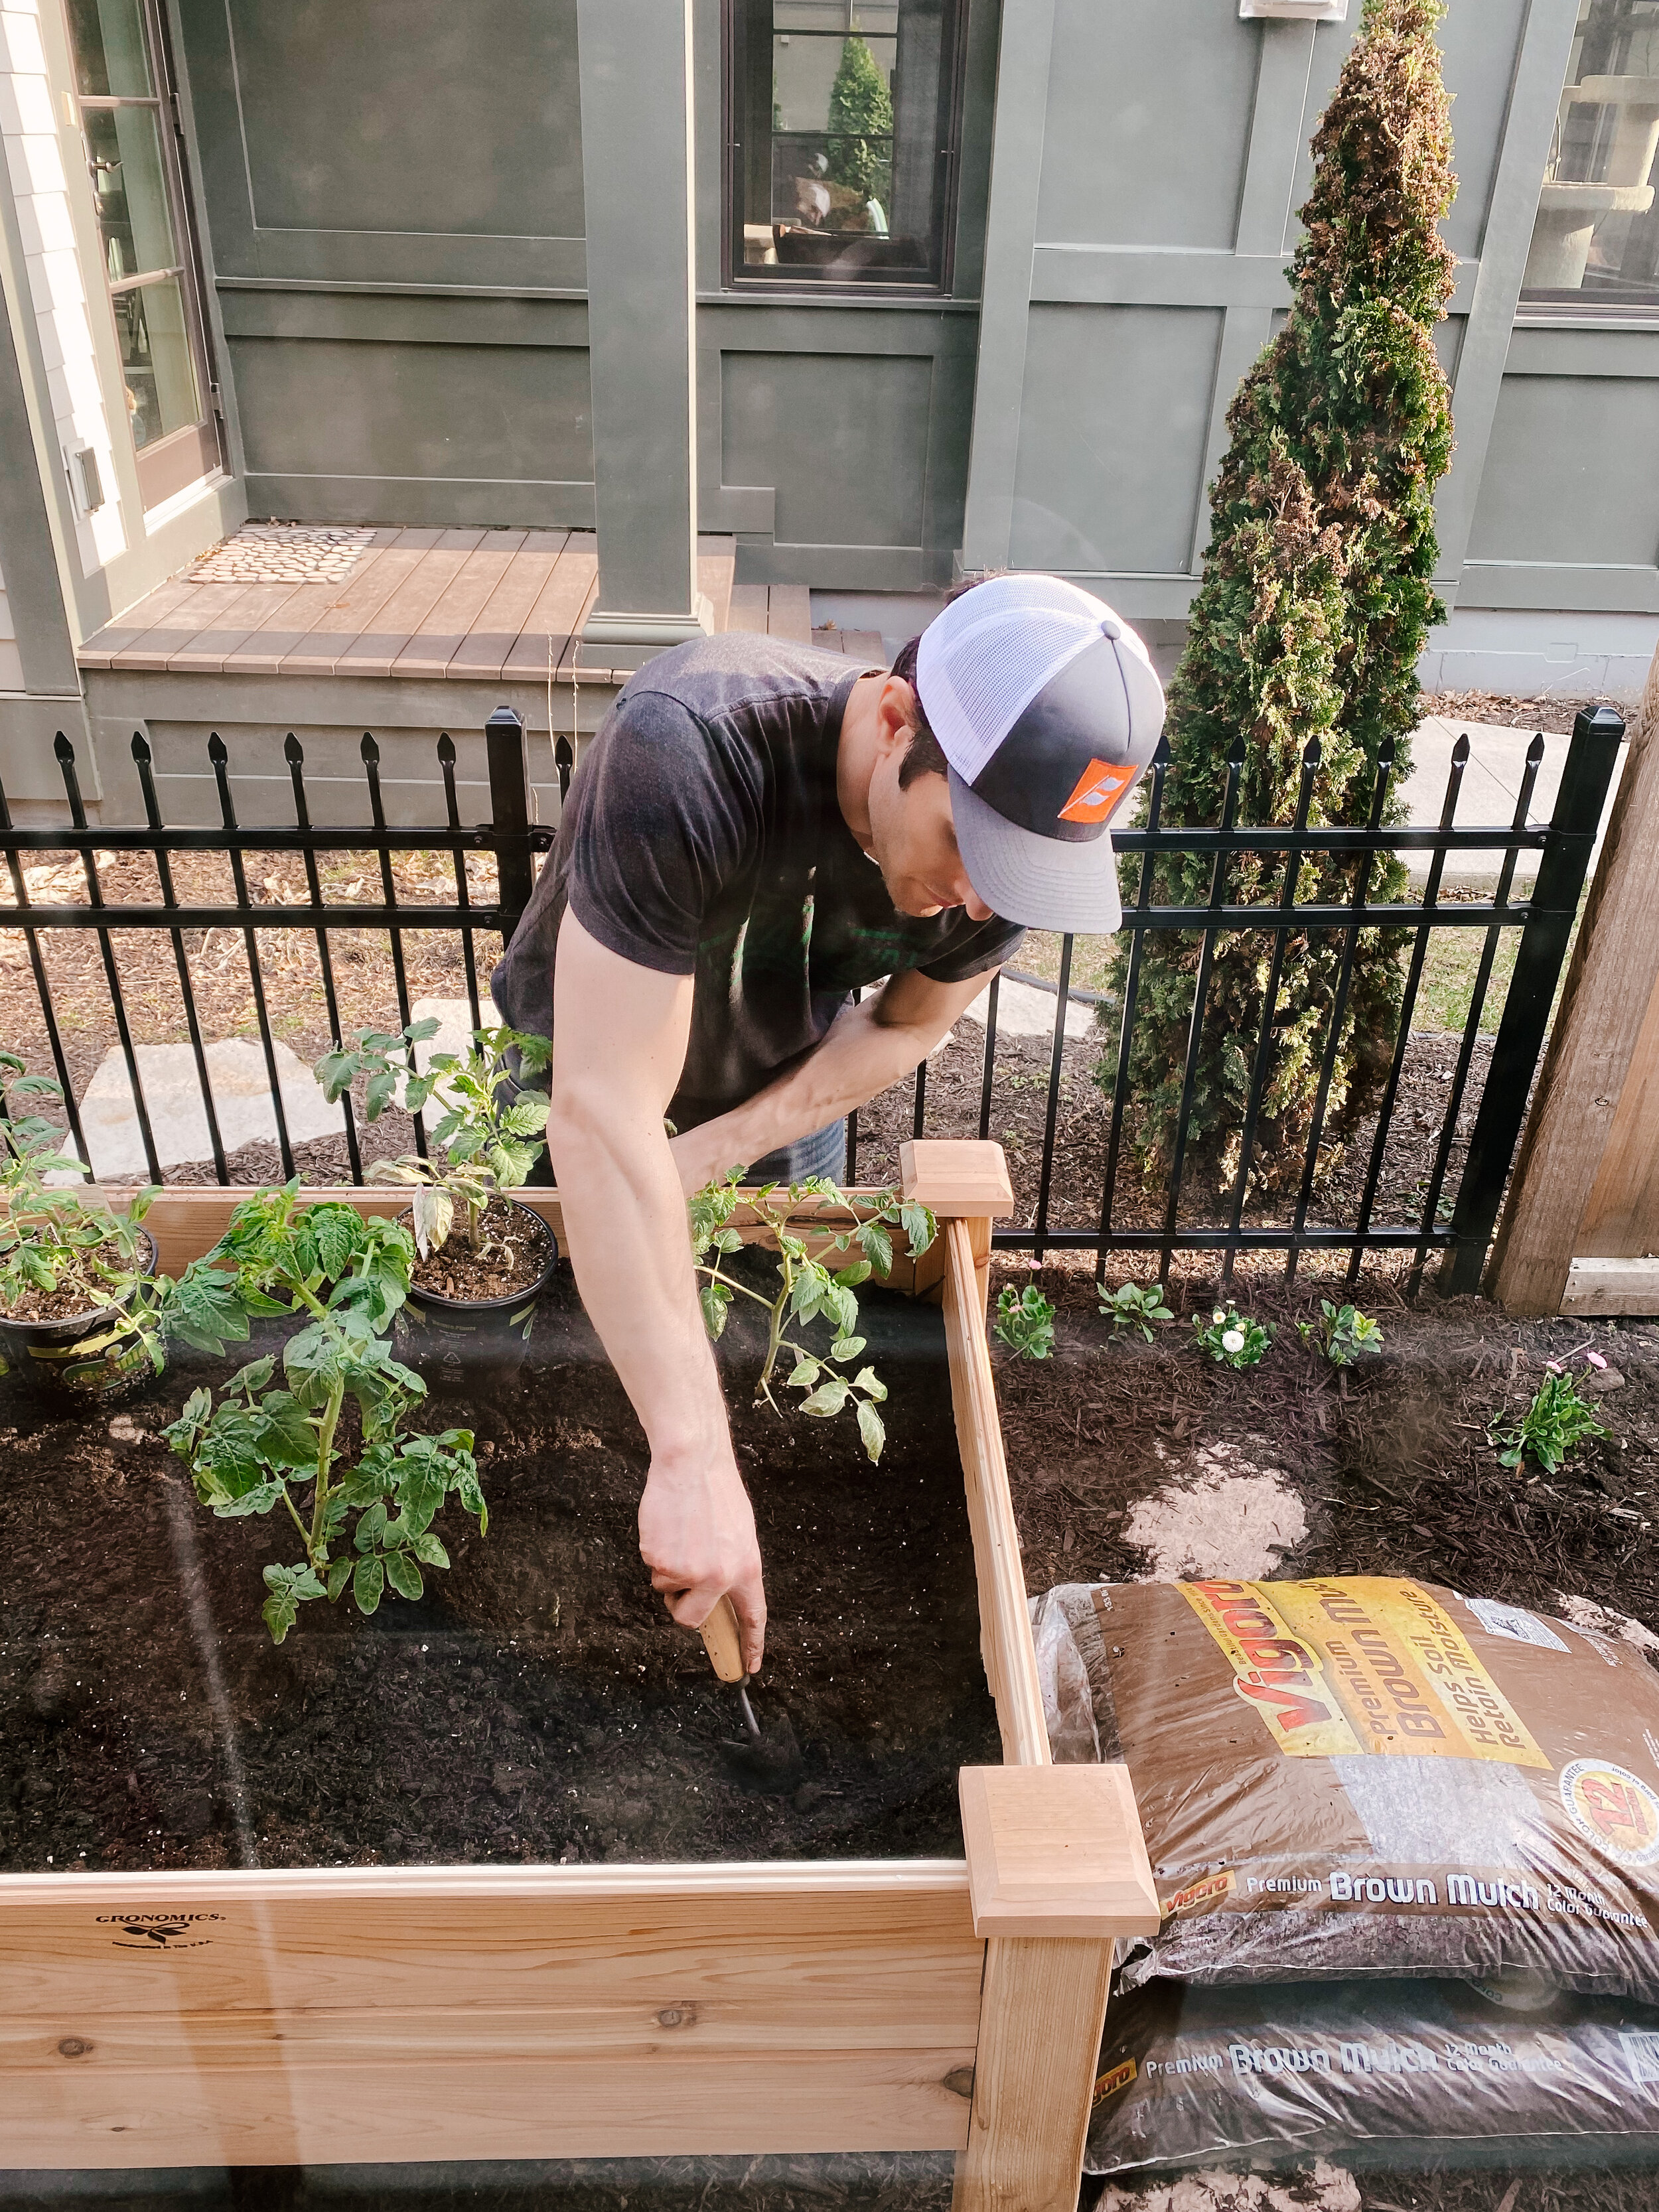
406;1196;552;1301
0;1248;997;1875
0;2154;958;2212
0;1233;134;1322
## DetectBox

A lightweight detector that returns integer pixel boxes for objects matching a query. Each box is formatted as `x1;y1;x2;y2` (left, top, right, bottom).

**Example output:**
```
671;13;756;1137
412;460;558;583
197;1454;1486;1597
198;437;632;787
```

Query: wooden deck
79;533;890;685
78;530;731;684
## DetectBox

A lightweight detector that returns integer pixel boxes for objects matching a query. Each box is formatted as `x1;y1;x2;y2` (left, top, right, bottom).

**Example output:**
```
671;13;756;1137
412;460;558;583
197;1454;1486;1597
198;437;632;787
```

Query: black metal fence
0;702;1625;1296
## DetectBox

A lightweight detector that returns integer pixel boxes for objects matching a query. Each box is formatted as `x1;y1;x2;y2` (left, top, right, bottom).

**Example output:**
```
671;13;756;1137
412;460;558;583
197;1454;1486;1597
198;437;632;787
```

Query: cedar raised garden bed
0;1140;1157;2212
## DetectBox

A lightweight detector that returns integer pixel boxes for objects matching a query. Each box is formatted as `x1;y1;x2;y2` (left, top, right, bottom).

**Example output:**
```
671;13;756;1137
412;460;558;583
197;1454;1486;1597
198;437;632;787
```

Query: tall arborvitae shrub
1114;0;1457;1192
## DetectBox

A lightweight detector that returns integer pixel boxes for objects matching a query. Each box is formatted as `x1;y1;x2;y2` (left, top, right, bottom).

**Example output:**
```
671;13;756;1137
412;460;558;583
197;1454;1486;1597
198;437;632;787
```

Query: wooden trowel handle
699;1594;747;1684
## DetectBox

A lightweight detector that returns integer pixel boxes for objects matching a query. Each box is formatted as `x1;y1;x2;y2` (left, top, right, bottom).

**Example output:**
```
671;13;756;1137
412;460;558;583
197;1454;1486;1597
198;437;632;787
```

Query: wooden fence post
1490;663;1659;1312
953;1767;1159;2212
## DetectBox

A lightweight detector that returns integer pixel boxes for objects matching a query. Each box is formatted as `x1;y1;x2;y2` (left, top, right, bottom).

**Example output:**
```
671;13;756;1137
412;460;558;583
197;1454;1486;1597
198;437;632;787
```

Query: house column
575;0;709;663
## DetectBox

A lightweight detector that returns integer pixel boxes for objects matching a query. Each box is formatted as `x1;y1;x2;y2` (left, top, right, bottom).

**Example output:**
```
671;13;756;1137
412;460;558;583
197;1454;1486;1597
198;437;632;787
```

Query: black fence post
486;705;536;948
1442;704;1626;1297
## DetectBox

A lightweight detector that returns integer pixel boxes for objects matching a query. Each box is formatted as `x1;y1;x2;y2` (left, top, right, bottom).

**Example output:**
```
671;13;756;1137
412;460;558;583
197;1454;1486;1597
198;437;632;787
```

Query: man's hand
638;1445;766;1674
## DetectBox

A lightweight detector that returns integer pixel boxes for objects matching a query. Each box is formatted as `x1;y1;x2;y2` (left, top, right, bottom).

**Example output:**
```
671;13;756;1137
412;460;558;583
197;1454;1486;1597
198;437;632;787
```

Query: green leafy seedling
161;1182;487;1642
995;1283;1056;1361
1193;1304;1273;1370
1490;1369;1613;1478
1098;1280;1173;1343
1298;1298;1384;1367
316;1021;552;1259
689;1173;935;1464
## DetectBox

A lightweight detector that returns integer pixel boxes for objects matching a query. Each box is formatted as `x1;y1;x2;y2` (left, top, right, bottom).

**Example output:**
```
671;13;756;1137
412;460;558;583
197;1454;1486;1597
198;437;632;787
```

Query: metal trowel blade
720;1681;804;1792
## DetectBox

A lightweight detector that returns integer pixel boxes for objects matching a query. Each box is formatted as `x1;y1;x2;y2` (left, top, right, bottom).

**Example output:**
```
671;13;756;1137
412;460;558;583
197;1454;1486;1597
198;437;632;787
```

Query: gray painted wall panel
178;0;585;287
1035;0;1257;249
1010;305;1221;574
1435;0;1529;261
1467;376;1659;569
721;351;934;551
228;336;593;496
224;0;583;240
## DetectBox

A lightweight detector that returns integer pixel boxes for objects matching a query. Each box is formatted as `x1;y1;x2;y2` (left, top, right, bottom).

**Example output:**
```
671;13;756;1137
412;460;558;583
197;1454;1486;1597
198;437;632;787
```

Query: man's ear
875;675;919;754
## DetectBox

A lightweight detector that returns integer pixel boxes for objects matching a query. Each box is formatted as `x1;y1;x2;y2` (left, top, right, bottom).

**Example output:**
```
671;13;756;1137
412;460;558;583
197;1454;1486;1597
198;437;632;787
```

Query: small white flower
1222;1329;1246;1354
1212;1308;1226;1325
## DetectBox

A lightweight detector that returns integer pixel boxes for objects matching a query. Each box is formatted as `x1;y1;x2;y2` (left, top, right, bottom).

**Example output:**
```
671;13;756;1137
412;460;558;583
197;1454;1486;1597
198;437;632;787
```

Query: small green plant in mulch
995;1284;1056;1361
1098;1280;1174;1343
1490;1367;1614;1478
1194;1304;1273;1370
690;1174;935;1464
1299;1298;1385;1367
161;1183;487;1643
315;1020;551;1259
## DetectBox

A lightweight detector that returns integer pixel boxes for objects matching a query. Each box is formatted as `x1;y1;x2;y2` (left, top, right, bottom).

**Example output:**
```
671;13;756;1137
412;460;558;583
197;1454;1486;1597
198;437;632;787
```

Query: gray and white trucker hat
915;575;1165;932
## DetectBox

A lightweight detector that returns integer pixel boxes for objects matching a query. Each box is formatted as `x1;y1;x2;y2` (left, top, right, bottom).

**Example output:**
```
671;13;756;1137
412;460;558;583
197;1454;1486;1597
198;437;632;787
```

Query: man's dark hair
889;632;949;789
888;574;997;790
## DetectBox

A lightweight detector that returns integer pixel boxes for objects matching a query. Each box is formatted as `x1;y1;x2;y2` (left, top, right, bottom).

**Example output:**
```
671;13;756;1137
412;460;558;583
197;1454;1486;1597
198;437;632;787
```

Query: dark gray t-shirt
490;634;1022;1133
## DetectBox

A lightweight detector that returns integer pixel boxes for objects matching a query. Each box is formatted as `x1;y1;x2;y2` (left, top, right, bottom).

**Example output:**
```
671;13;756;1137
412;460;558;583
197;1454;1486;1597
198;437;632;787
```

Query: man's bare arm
547;908;766;1672
669;966;996;1192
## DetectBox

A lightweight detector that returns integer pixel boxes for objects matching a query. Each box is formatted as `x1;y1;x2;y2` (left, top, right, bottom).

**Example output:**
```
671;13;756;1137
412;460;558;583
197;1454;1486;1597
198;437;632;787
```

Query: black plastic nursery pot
398;1197;563;1365
0;1224;161;1402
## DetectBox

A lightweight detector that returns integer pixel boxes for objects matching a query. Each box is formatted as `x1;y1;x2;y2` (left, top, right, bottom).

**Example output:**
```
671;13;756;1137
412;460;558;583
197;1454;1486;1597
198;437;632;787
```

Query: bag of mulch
1032;1578;1659;2001
1084;1976;1659;2178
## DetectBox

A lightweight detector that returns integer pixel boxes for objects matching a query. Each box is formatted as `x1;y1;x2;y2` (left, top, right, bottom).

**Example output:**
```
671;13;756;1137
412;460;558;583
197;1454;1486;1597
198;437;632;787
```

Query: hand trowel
699;1594;803;1791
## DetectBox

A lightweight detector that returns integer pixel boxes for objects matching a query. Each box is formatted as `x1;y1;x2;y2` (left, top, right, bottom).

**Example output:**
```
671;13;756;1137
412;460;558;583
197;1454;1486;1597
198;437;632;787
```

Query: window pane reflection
115;278;200;447
1522;0;1659;309
84;104;177;282
731;1;962;288
66;0;153;98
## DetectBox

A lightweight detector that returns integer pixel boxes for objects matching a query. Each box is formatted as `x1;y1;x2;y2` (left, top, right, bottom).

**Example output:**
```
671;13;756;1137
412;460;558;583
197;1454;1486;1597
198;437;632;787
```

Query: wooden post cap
958;1765;1161;1940
899;1140;1015;1217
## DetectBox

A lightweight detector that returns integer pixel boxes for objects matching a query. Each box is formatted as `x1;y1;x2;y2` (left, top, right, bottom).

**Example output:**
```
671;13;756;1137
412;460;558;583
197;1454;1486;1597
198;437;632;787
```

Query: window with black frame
727;0;964;289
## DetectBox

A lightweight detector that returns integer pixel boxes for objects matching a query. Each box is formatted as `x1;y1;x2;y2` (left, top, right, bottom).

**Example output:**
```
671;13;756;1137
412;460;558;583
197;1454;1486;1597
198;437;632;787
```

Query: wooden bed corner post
898;1141;1161;2211
899;1139;1013;1313
955;1767;1160;2212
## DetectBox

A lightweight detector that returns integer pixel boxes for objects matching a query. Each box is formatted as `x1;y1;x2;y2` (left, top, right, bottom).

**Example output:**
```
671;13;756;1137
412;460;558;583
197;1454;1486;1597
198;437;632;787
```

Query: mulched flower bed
993;1257;1659;2212
0;1251;996;1876
1420;691;1604;738
851;1021;1488;1259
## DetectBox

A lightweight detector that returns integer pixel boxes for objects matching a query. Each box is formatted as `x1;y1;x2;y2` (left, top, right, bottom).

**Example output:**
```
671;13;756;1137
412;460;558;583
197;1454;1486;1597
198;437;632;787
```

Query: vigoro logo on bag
1091;2059;1137;2107
1181;1581;1360;1756
1058;757;1135;824
1163;1870;1237;1917
1181;1578;1551;1768
1560;1760;1659;1866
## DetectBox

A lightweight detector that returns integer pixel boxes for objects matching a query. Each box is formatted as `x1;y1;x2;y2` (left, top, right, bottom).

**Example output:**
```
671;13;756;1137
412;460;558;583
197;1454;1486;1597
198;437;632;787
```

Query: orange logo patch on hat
1058;757;1135;825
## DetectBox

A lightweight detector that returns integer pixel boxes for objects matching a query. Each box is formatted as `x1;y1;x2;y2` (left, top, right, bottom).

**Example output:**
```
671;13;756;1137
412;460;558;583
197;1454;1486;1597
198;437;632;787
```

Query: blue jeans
742;1119;849;1187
